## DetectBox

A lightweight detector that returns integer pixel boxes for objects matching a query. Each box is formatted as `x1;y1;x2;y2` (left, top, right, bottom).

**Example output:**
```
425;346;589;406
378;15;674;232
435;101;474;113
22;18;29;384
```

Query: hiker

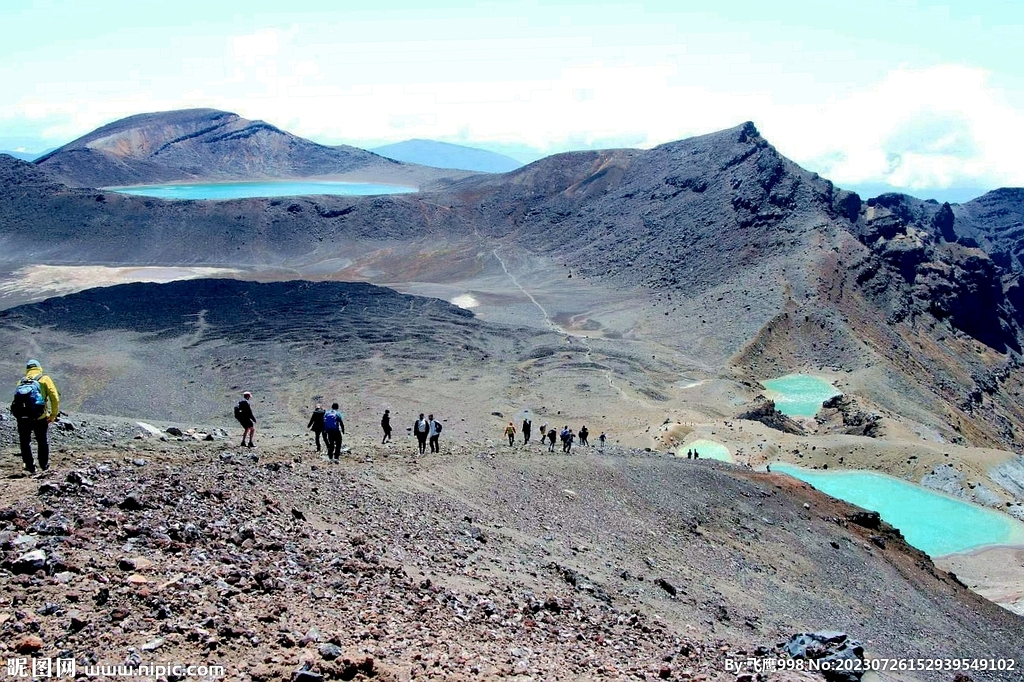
428;414;442;453
381;409;392;444
413;413;429;455
539;422;548;443
10;359;59;474
599;432;606;446
234;391;256;448
579;425;589;446
547;427;557;452
522;418;532;444
324;403;345;461
307;404;326;453
560;426;573;454
504;421;517;446
687;449;693;459
693;449;700;459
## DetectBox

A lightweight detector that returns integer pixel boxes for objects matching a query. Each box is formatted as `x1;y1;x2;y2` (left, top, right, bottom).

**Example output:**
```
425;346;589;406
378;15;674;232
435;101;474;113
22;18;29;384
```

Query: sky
1;0;1022;201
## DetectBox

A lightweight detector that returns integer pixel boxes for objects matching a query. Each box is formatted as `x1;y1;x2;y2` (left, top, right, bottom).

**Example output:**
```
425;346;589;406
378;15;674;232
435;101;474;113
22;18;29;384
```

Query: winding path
490;247;647;406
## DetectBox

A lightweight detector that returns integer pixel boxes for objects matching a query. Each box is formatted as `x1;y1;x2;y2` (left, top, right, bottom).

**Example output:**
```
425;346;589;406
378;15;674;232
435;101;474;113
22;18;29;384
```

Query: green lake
762;374;840;417
678;439;733;462
772;463;1024;556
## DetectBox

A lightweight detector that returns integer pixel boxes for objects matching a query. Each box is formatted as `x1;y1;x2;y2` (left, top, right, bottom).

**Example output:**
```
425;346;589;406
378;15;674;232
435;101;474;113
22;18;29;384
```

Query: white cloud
229;30;281;66
763;65;1024;191
4;35;1023;197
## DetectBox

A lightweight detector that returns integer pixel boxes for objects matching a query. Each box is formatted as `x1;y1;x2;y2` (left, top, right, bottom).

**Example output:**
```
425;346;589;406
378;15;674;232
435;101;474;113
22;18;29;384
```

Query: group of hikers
504;418;605;453
238;389;600;460
303;403;347;460
239;396;445;458
8;357;608;474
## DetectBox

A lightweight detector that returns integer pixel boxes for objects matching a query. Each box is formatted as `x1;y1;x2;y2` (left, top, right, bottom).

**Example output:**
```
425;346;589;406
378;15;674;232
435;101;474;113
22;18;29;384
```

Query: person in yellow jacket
504;421;517;447
10;359;59;473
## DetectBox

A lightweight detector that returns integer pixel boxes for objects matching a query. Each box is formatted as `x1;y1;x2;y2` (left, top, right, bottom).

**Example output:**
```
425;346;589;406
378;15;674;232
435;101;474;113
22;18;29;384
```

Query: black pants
523;430;531;444
416;435;427;454
429;435;439;453
325;428;342;460
508;434;515;446
382;427;392;444
313;429;324;451
580;435;588;446
18;419;49;472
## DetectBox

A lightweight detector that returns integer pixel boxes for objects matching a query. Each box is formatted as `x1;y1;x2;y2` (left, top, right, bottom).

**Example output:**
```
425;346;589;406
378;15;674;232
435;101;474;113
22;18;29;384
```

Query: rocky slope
32;109;467;188
0;279;552;425
1;421;1021;682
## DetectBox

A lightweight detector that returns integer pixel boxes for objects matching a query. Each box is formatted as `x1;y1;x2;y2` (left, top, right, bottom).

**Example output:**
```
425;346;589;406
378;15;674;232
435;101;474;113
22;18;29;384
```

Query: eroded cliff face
849;193;1020;353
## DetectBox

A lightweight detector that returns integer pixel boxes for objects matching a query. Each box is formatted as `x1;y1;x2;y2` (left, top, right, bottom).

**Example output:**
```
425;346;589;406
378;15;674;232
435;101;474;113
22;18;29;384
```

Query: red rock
15;635;43;654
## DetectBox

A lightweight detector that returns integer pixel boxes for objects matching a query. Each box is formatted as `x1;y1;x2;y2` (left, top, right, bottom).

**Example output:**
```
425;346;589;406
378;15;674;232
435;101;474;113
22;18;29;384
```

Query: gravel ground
2;416;1022;681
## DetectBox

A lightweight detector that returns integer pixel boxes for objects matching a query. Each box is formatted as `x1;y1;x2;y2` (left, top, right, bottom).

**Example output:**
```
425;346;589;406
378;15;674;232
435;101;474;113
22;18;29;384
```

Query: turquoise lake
107;180;417;200
677;439;733;462
772;463;1024;556
762;374;840;417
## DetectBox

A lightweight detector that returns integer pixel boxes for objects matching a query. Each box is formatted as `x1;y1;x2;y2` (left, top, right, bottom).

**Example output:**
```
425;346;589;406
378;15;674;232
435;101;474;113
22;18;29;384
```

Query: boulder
135;421;163;437
12;549;47;574
847;511;881;529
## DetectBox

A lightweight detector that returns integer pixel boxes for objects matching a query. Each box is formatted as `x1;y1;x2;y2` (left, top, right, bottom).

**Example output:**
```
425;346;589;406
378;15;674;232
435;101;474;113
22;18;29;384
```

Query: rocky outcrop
817;395;883;438
852;192;1021;352
736;396;806;434
781;631;865;682
952;188;1024;271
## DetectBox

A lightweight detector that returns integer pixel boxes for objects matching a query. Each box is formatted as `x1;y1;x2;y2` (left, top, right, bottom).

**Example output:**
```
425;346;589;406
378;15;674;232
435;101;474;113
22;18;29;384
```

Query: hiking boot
247;442;255;448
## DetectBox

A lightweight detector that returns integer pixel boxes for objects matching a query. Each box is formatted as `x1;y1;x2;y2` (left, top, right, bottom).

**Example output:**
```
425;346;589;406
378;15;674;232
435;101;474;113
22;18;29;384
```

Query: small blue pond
762;374;840;417
772;463;1024;556
107;180;417;200
677;439;733;463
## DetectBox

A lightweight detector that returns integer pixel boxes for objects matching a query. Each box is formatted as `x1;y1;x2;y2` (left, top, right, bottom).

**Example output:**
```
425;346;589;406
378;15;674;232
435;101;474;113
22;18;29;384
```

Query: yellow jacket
24;366;59;421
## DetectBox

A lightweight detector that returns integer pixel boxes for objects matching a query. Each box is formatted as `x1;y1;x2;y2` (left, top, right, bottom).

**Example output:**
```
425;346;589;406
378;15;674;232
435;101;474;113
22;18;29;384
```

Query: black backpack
233;401;245;424
434;421;442;434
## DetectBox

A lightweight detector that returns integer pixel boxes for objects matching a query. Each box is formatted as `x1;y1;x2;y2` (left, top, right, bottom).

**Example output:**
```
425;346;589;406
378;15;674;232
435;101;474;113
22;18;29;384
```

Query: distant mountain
33;109;468;189
0;149;52;162
371;139;523;173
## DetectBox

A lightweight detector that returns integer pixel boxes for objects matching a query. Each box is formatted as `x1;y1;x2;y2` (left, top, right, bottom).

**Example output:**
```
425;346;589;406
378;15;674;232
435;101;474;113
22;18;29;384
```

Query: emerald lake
772;463;1024;556
762;374;840;417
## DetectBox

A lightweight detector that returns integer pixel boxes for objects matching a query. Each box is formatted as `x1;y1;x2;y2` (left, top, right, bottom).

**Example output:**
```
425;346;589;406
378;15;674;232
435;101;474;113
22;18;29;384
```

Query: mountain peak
32;108;408;188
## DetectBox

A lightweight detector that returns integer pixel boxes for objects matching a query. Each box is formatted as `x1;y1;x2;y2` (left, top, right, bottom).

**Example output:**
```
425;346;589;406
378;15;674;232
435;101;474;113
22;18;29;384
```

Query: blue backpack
324;410;339;430
13;376;46;420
